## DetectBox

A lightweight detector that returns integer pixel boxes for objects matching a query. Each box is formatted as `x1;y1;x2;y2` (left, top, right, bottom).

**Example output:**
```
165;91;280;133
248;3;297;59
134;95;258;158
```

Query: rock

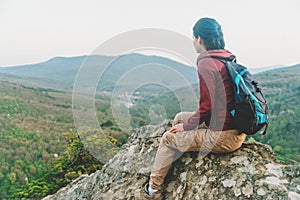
233;187;241;197
43;120;300;200
242;183;253;197
289;191;300;200
222;179;236;188
180;172;187;182
257;188;266;196
266;163;283;177
265;176;289;186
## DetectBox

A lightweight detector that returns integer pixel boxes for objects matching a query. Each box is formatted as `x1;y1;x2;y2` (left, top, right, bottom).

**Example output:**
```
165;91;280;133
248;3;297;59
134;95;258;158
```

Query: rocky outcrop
43;120;300;200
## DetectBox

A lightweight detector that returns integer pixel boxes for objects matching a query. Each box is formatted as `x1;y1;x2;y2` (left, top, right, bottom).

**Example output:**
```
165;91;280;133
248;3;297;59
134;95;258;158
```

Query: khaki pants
149;112;246;190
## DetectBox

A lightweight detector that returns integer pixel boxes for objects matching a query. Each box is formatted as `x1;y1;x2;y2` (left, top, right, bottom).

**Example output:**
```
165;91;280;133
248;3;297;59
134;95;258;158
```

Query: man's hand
169;123;184;133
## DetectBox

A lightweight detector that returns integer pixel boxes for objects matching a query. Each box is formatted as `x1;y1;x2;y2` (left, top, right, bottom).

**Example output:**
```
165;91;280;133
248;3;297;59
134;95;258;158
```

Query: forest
0;82;124;199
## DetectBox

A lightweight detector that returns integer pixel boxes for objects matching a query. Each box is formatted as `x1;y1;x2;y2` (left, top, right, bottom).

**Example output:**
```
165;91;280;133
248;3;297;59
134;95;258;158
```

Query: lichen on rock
43;120;300;200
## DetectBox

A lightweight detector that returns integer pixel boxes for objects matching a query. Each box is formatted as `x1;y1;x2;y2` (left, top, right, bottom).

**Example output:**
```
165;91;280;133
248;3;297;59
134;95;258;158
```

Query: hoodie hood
197;49;234;64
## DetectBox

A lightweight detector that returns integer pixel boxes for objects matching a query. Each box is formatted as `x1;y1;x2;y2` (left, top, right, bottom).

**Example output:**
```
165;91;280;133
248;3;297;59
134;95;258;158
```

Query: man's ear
197;37;202;45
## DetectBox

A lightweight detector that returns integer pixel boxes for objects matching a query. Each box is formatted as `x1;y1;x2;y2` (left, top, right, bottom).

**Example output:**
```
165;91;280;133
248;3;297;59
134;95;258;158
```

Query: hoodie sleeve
183;59;216;131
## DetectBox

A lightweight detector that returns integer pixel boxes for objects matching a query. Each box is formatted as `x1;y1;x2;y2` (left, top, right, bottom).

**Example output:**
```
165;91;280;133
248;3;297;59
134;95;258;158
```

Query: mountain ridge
1;54;298;92
0;54;198;91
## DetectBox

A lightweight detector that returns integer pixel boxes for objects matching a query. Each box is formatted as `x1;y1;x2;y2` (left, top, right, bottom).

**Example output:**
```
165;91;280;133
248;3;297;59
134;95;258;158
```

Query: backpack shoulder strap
209;55;237;63
198;55;236;63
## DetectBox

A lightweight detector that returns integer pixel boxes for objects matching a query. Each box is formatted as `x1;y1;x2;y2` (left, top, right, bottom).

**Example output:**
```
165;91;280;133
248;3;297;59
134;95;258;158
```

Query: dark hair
193;17;225;50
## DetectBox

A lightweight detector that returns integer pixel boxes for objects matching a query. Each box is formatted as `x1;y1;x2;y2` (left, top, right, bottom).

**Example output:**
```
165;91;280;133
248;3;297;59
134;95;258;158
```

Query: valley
0;55;299;199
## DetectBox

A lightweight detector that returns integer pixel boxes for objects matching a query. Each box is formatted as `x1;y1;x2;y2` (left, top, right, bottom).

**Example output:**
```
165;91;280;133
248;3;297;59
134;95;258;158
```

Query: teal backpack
212;56;269;135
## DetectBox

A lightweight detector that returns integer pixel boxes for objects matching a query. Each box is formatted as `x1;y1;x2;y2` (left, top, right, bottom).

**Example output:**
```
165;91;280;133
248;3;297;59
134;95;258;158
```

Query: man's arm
183;59;216;131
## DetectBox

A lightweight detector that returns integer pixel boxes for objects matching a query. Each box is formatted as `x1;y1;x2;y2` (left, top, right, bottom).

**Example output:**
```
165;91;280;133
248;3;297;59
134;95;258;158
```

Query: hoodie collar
197;49;234;64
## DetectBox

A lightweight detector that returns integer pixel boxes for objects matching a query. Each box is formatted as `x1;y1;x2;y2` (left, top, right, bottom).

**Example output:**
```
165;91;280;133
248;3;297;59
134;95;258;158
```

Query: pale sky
1;0;299;68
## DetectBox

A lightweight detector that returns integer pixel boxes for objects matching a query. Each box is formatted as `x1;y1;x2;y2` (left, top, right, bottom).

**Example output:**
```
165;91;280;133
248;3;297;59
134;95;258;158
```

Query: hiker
135;17;246;200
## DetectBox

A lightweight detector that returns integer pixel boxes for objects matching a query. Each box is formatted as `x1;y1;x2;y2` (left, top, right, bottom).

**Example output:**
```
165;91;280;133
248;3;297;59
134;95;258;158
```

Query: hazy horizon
0;52;295;71
1;0;300;68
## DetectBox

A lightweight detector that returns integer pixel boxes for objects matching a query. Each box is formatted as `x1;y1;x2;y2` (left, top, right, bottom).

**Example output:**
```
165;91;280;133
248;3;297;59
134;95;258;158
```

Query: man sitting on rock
136;17;246;200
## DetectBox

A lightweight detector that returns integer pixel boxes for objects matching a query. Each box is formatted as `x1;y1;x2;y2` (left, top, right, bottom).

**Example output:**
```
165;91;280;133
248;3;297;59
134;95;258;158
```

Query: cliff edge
43;120;300;200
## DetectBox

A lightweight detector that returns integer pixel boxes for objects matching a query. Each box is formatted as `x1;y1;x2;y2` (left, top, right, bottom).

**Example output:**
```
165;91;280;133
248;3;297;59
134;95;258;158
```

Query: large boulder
43;120;300;200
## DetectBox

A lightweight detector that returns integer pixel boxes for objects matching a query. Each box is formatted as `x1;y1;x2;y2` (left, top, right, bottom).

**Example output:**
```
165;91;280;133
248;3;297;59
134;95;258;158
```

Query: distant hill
0;72;70;89
257;63;300;74
0;54;198;91
0;56;86;89
248;64;286;74
1;53;298;92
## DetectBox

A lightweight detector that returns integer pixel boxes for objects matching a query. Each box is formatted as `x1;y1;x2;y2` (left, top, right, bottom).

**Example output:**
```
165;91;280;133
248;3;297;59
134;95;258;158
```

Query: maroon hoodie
183;49;235;131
